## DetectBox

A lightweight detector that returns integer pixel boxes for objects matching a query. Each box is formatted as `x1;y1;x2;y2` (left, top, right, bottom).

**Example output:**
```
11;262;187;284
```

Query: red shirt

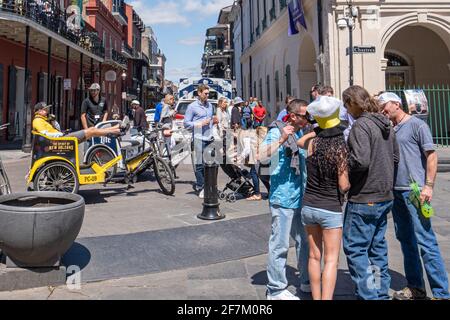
253;105;266;121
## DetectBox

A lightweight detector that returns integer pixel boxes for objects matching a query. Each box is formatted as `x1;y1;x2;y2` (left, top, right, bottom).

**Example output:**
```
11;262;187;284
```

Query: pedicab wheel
33;161;79;194
152;156;175;196
87;146;116;181
226;193;236;203
218;191;226;200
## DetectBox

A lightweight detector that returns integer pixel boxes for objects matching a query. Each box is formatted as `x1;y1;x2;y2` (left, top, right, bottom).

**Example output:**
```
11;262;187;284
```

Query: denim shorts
301;205;343;229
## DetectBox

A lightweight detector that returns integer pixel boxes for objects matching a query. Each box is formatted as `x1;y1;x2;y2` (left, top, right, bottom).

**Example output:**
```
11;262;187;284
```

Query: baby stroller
218;163;255;203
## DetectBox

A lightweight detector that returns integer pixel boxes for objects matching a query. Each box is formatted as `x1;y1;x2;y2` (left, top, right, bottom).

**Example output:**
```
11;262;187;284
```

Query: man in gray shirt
380;92;449;300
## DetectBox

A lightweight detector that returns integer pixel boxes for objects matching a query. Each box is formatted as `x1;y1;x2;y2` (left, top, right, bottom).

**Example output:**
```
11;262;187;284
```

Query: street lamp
225;67;231;80
338;1;358;86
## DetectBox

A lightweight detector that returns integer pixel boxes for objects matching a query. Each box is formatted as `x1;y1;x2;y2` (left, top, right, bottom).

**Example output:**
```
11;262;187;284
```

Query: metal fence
387;84;450;147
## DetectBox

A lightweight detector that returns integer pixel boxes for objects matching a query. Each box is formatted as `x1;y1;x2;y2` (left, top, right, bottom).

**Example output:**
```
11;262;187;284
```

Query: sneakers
198;189;204;199
392;287;427;300
300;283;312;293
266;289;300;300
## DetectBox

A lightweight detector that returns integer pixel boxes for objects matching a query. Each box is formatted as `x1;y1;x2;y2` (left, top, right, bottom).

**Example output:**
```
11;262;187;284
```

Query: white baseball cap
88;83;101;90
131;100;140;105
378;92;402;105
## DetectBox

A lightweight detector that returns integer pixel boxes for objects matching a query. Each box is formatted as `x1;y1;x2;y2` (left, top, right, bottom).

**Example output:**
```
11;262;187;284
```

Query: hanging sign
64;79;71;90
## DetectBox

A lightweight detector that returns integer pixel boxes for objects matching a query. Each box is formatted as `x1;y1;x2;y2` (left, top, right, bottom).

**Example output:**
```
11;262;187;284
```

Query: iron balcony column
47;37;52;105
65;46;70;130
22;26;31;153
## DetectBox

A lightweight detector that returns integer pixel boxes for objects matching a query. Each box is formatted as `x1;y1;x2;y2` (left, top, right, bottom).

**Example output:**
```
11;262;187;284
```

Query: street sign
64;79;71;90
346;46;376;55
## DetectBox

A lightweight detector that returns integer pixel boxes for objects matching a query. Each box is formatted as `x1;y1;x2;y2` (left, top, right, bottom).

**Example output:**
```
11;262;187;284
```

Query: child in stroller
218;163;255;203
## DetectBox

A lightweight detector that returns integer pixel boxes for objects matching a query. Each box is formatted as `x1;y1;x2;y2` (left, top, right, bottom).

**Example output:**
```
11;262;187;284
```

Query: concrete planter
0;192;85;268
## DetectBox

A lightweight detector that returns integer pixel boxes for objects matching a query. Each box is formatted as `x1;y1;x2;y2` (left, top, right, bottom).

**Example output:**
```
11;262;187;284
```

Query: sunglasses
291;112;307;119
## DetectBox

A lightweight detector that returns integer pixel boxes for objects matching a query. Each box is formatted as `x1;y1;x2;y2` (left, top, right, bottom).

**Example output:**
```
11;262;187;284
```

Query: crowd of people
180;83;448;301
29;80;448;301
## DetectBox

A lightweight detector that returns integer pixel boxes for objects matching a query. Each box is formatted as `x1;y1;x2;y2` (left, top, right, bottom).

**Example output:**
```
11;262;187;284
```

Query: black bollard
197;148;225;220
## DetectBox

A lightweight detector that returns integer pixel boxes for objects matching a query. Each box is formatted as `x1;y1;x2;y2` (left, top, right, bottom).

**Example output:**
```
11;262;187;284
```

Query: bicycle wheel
34;161;79;193
152;156;175;195
87;146;117;181
0;161;12;195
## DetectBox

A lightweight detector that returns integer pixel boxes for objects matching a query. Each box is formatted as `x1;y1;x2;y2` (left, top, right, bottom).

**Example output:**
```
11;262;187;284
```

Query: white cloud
178;36;204;46
166;65;201;82
129;0;235;26
185;0;235;16
129;1;190;26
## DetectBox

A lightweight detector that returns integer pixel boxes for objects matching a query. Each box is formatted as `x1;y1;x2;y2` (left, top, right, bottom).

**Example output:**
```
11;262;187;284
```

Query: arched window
385;51;412;88
275;71;280;101
285;65;291;95
385;52;409;67
266;75;271;102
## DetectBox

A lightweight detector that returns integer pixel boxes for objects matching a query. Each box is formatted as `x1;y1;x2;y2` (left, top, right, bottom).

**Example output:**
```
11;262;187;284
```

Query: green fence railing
387;84;450;147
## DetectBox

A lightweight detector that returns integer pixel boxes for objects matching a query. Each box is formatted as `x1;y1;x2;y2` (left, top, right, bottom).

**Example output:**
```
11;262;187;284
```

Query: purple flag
288;0;307;36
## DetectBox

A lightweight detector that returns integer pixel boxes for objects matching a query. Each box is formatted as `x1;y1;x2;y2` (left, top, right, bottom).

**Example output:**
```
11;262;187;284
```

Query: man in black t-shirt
81;83;108;129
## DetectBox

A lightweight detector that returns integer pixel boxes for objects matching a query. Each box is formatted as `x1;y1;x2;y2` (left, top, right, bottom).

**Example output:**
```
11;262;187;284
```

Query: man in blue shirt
153;98;164;123
260;99;310;300
184;84;218;198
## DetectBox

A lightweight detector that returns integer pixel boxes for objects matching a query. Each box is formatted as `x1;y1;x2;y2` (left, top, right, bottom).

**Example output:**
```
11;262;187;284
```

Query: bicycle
0;123;12;195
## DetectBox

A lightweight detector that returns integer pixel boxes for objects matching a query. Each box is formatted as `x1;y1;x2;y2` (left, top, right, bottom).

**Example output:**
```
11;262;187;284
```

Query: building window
285;65;291;95
275;71;280;101
266;75;271;102
385;52;411;88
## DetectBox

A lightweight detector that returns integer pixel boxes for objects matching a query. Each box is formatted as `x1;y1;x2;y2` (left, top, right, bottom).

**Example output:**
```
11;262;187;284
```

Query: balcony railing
262;17;267;30
111;49;127;66
0;0;105;58
121;42;133;57
256;26;260;37
112;0;128;25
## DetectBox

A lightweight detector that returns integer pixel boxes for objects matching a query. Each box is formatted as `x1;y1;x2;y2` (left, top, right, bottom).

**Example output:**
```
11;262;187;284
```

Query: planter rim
0;191;85;213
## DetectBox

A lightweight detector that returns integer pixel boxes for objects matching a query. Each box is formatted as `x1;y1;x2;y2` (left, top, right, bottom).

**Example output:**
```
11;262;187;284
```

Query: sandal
246;194;262;201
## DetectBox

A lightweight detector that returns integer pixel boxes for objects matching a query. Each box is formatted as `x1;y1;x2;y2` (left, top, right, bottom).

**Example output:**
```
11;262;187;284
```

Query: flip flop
246;194;262;201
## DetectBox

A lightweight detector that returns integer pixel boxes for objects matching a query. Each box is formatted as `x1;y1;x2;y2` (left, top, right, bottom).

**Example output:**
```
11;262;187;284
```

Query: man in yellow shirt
32;102;120;141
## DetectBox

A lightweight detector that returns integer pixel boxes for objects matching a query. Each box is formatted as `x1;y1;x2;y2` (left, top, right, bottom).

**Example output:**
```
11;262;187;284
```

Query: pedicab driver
32;102;120;141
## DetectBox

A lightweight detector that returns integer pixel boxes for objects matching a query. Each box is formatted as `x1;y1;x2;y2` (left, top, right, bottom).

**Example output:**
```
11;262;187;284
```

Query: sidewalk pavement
0;152;449;300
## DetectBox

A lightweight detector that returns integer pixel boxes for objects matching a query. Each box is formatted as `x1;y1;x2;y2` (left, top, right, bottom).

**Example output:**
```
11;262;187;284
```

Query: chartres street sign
346;46;376;55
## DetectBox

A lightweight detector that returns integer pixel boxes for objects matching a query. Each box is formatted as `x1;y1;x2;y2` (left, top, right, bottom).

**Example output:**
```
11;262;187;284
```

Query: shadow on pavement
62;242;91;272
250;267;408;299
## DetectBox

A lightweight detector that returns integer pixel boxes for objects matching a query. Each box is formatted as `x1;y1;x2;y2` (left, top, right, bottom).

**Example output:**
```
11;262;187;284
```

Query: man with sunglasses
81;83;109;129
260;99;310;300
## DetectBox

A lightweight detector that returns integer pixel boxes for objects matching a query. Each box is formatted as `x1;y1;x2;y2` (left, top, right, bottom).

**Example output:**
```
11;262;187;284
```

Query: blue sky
129;0;235;84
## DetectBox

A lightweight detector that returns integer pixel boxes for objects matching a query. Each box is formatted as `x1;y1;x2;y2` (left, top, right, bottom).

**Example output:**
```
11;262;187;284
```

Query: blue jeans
392;191;450;298
193;139;212;190
267;205;309;295
249;165;260;194
343;201;393;300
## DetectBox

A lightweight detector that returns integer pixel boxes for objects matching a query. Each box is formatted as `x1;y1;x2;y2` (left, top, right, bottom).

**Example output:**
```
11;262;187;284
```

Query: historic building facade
231;0;450;121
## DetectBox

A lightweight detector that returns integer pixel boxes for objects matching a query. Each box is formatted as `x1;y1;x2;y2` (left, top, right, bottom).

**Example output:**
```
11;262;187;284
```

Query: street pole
349;19;353;86
22;26;31;153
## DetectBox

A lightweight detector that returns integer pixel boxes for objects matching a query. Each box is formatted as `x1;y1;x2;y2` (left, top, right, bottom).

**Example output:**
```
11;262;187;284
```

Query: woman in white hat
296;96;350;300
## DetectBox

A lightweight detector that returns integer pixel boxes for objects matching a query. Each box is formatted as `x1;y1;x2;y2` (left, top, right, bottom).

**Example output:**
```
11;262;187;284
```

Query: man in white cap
379;92;449;300
81;83;108;129
131;100;148;131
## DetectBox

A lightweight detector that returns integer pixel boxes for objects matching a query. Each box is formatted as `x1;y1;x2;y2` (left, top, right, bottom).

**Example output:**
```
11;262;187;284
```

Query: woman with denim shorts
297;96;350;300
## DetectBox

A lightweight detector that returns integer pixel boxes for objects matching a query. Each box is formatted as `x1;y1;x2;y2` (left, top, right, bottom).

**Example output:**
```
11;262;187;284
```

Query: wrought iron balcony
111;49;127;66
0;0;105;59
112;0;128;26
121;42;133;58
